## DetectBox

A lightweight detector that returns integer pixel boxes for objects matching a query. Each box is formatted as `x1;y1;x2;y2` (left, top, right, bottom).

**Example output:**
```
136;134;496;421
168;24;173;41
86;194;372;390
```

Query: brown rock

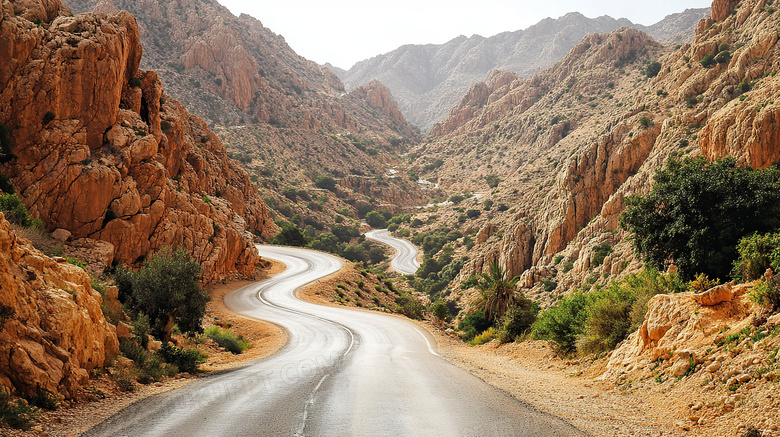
116;322;132;339
692;283;735;306
51;228;71;242
712;0;740;21
0;213;118;399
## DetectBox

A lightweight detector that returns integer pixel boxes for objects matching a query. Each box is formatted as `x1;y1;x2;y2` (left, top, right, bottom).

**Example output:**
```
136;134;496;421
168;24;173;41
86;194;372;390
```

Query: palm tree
475;262;521;323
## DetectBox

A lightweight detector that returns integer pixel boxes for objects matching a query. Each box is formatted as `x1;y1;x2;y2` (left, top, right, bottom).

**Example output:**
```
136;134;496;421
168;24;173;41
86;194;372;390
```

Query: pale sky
218;0;713;69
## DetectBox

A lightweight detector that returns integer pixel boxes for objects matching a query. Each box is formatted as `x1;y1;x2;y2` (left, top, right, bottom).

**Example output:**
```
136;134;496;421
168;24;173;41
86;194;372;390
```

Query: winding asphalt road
365;229;420;275
85;246;583;437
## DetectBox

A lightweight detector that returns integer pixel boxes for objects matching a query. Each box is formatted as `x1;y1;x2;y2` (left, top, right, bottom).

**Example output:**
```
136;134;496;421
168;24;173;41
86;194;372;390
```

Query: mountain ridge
337;8;710;130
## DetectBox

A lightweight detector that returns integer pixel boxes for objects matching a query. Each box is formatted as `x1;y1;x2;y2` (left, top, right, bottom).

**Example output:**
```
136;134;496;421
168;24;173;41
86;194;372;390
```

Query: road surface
365;229;420;275
85;246;583;437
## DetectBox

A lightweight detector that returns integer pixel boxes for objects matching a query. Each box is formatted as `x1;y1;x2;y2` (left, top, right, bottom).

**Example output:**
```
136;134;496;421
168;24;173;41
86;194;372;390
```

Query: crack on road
296;373;329;437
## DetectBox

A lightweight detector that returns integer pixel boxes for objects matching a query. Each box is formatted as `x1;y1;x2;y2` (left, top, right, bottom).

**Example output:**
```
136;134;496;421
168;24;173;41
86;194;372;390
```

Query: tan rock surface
0;213;118;399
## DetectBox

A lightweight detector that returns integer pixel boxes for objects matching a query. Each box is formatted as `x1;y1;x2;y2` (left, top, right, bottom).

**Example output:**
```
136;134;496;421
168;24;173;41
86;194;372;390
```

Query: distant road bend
365;228;420;275
85;246;583;437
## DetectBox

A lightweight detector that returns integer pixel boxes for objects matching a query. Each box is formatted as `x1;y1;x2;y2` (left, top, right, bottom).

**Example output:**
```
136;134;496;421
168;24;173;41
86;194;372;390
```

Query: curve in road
85;246;583;437
365;229;420;275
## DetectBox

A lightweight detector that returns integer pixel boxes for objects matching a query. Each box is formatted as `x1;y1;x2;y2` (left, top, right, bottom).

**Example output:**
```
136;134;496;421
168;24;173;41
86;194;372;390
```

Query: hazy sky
218;0;713;69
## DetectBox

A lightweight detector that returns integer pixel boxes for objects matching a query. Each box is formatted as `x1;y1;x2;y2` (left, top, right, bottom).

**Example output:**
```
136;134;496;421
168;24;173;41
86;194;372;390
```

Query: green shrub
620;156;780;280
699;54;716;68
498;300;540;342
749;279;780;312
576;285;633;355
430;300;448;321
205;326;249;354
0;193;40;228
395;295;424;320
26;386;58;411
643;61;662;78
448;194;465;204
554;255;565;265
531;292;589;354
137;354;176;384
485;175;500;188
496;203;509;212
541;278;557;292
158;344;206;373
470;327;497;345
272;224;308;246
738;78;751;93
0;388;39;430
639;116;652;128
314;175;337;190
457;311;491;341
533;268;684;356
365;210;388;228
562;262;574;273
732;232;780;281
112;368;136;392
466;209;481;219
119;338;148;366
130;77;142;88
591;242;613;267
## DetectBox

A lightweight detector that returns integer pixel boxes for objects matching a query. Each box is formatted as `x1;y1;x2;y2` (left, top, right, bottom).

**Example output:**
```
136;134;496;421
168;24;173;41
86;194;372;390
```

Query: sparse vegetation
0;387;39;430
0;193;41;228
204;326;249;354
532;268;685;355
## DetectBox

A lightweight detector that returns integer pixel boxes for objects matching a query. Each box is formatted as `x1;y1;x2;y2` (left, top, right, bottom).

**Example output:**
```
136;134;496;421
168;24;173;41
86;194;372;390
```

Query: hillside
338;9;709;131
0;0;274;282
406;0;780;300
63;0;428;228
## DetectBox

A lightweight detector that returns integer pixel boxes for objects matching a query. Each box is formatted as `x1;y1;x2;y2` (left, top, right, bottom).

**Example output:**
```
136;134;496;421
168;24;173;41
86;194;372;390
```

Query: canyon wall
0;0;276;282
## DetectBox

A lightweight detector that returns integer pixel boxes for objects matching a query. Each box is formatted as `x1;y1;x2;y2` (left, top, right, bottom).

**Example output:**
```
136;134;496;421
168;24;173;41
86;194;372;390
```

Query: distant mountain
337;8;710;131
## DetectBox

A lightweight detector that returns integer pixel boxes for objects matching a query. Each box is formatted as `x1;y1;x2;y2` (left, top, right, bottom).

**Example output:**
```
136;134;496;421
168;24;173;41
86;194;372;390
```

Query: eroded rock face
0;0;274;282
712;0;740;21
0;214;119;399
602;283;753;382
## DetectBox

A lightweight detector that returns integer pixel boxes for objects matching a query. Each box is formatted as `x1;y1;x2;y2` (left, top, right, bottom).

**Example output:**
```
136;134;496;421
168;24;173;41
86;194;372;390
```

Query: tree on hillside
314;175;337;191
272;224;308;246
119;247;209;343
474;262;522;323
620;156;780;280
365;210;388;228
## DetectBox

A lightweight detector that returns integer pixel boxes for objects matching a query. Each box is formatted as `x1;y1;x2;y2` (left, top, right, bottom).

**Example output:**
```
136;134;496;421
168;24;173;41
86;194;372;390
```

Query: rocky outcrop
602;282;754;382
340;175;429;207
1;0;274;282
431;70;519;137
712;0;740;21
0;213;119;399
350;80;409;130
